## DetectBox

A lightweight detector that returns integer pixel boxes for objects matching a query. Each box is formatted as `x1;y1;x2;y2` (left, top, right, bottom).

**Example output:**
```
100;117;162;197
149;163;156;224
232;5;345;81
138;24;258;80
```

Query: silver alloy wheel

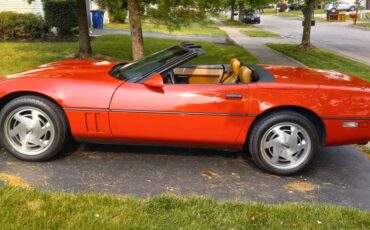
260;122;311;170
4;107;55;156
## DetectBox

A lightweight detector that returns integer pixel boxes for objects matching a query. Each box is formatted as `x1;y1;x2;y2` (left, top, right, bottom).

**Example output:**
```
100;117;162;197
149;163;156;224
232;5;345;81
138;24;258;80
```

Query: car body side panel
323;119;370;146
109;82;250;148
65;110;113;139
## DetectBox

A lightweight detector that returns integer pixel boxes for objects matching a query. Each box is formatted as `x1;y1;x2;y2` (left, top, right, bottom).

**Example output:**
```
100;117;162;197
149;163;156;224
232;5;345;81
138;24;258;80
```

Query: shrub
96;0;128;23
0;11;49;40
42;0;78;36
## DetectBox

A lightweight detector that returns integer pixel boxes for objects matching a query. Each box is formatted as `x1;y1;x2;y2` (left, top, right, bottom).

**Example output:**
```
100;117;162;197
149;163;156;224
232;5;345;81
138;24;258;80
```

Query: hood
262;65;370;89
4;60;122;81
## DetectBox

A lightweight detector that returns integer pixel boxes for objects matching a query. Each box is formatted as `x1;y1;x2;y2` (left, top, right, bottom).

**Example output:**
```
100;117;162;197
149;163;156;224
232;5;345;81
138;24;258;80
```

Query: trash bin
91;10;105;29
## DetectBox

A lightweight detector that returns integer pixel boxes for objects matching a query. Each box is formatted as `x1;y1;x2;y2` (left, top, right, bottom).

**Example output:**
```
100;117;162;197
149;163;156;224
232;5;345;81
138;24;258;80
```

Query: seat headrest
239;66;253;83
230;58;241;76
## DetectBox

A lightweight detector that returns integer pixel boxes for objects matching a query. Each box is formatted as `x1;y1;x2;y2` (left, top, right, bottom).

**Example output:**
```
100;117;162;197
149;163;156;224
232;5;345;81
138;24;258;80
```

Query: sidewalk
214;19;305;66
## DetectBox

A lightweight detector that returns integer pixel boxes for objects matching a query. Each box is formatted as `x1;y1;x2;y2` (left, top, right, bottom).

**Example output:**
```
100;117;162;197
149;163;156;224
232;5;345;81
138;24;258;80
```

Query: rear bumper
324;118;370;146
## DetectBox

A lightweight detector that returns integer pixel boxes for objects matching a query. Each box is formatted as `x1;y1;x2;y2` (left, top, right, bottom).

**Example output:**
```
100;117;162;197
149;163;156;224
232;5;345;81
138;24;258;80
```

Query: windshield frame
109;44;205;83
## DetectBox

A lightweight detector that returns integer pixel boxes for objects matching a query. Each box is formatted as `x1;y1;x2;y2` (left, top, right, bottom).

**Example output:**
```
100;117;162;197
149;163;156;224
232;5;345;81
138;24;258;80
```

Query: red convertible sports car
0;42;369;175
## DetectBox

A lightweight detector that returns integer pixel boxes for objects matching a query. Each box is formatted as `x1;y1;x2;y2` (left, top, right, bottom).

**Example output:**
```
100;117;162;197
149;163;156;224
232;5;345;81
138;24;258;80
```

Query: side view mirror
144;74;164;89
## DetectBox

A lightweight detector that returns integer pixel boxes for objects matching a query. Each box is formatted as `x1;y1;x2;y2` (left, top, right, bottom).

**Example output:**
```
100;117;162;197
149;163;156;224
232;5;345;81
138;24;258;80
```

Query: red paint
0;60;369;149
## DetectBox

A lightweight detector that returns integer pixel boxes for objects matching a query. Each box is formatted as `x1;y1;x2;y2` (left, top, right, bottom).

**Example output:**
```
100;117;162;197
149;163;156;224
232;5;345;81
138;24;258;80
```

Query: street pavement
257;15;370;65
0;144;369;210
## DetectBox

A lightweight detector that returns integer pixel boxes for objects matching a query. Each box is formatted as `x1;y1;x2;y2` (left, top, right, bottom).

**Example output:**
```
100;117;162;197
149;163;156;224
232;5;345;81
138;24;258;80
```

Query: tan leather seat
239;66;253;83
220;58;240;83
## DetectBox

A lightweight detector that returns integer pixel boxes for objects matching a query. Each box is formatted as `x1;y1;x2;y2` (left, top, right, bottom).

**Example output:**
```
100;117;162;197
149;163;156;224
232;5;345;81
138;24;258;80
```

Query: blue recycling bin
91;10;105;29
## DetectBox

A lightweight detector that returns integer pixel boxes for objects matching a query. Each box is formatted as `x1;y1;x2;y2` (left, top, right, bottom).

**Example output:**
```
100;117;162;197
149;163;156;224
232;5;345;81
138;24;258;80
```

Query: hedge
0;11;49;40
42;0;78;36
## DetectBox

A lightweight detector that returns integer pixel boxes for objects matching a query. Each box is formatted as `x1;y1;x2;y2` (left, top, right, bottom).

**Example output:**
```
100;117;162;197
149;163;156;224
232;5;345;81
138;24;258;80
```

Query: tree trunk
238;1;244;22
128;0;144;60
300;0;315;48
231;0;235;21
77;0;92;56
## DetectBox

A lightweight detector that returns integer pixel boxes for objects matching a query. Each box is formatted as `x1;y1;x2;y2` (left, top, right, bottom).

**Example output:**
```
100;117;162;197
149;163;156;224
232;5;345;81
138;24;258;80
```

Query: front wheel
0;96;70;161
248;112;319;175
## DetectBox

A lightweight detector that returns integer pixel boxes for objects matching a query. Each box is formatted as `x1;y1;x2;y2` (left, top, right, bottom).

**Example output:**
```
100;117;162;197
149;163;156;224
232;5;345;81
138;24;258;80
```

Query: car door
109;81;250;149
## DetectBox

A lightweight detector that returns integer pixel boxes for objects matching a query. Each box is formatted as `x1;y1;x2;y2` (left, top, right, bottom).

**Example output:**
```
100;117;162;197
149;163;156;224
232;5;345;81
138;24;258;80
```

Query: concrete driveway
258;15;370;65
0;144;369;210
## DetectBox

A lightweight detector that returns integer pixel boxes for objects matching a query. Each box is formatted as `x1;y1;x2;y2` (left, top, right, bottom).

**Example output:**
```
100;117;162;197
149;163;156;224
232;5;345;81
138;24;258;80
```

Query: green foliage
96;0;128;23
42;0;78;36
145;0;207;31
0;11;49;40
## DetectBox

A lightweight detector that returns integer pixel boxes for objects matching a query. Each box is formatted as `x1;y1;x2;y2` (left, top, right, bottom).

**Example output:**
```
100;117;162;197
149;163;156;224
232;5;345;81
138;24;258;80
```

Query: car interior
161;58;254;85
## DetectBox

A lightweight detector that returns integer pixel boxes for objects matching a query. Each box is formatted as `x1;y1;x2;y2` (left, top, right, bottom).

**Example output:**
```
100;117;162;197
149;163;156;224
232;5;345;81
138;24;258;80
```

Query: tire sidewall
249;112;319;175
0;96;67;161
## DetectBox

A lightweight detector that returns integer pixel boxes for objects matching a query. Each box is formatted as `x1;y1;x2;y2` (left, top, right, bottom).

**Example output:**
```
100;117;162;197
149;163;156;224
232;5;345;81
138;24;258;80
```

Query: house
362;0;370;10
0;0;44;16
0;0;110;24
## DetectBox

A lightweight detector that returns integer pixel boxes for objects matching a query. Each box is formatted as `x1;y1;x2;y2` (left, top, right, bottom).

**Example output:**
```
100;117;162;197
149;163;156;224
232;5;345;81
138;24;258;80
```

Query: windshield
110;46;189;81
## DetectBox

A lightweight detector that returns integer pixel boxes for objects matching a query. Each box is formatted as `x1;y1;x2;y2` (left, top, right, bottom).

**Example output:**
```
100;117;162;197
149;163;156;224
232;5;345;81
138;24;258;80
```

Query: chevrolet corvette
0;42;369;175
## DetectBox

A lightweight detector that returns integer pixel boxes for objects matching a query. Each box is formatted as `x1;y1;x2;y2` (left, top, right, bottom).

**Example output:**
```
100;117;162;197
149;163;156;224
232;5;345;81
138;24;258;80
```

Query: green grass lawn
221;19;257;28
267;44;370;81
0;186;369;229
0;34;257;76
241;29;280;37
104;21;227;37
355;22;370;28
275;9;326;18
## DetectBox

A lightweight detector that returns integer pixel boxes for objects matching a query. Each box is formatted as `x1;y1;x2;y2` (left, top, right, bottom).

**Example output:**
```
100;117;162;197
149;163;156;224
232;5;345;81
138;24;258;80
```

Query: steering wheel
168;70;176;84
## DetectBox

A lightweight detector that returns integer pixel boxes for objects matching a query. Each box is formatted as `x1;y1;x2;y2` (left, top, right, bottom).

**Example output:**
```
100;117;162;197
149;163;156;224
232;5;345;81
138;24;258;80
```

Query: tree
230;0;236;20
96;0;128;23
300;0;315;48
128;0;144;60
76;0;92;56
238;0;244;22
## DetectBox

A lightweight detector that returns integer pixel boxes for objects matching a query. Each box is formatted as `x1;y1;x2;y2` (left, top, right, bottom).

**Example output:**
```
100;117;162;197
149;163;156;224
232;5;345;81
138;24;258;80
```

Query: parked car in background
325;1;358;13
243;9;261;24
261;3;277;9
288;2;304;11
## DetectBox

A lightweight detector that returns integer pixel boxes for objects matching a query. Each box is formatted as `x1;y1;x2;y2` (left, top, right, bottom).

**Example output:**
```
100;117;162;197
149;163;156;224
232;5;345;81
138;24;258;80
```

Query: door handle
225;94;243;100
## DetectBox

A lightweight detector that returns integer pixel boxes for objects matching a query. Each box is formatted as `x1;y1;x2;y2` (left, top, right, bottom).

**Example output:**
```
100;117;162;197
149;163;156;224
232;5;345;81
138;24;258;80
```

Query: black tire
349;6;355;12
0;96;70;161
247;111;319;175
331;8;337;13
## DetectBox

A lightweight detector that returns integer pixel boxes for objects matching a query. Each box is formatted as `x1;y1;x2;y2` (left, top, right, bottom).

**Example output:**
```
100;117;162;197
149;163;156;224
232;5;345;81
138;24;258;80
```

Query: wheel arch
0;91;64;111
247;106;326;146
0;91;71;132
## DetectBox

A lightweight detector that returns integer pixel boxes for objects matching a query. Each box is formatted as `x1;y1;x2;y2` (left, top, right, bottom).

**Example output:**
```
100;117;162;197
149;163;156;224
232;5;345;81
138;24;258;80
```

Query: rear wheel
0;96;69;161
248;112;318;175
349;6;355;11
